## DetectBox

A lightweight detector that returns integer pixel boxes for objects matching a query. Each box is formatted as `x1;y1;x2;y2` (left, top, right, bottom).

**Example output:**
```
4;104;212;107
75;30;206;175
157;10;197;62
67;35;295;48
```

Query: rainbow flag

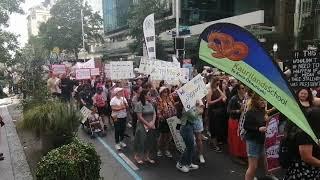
199;23;317;142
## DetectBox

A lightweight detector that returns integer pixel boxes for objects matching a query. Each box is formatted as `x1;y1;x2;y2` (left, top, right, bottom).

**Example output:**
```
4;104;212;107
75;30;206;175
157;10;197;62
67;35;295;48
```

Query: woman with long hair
156;86;177;158
133;89;157;164
284;107;320;179
297;88;320;109
244;94;267;180
207;77;227;152
227;83;247;164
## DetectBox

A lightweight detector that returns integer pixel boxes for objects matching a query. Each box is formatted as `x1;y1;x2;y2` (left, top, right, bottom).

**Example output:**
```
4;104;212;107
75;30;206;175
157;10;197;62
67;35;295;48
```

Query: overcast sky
7;0;44;47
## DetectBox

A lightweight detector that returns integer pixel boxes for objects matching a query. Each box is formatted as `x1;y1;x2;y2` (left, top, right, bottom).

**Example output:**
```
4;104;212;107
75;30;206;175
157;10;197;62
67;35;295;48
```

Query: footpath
0;97;32;180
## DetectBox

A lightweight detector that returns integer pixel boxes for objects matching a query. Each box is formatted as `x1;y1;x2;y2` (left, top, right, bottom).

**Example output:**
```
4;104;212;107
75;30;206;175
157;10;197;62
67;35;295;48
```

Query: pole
294;0;300;50
175;0;180;59
81;9;85;50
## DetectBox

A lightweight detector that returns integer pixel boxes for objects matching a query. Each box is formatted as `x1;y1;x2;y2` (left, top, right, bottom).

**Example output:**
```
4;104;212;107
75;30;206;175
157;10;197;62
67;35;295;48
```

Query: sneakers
120;142;127;148
115;144;121;150
201;134;208;141
188;163;199;170
157;150;163;157
176;163;189;173
199;155;205;164
212;146;222;153
164;150;173;158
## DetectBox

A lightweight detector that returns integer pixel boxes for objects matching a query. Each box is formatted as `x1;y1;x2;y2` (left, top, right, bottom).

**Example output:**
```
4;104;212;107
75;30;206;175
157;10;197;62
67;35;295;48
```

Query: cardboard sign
167;116;186;153
52;64;66;75
90;68;100;76
76;69;91;80
110;61;134;80
177;74;208;111
265;113;283;172
286;50;320;87
80;106;92;123
105;64;111;78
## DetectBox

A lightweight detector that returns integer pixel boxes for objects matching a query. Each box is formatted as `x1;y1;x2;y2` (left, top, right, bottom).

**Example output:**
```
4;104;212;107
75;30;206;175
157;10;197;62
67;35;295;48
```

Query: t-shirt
227;95;244;119
134;101;155;123
294;131;320;159
110;96;128;118
47;78;59;93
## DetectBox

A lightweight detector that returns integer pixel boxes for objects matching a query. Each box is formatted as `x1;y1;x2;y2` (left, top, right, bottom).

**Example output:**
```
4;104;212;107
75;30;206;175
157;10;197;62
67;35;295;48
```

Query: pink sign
76;69;91;80
90;68;100;76
265;113;283;172
52;64;66;75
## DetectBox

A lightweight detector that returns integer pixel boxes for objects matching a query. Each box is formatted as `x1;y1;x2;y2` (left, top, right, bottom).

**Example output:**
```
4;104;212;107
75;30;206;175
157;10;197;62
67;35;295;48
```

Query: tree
127;0;175;59
38;0;103;59
0;0;24;65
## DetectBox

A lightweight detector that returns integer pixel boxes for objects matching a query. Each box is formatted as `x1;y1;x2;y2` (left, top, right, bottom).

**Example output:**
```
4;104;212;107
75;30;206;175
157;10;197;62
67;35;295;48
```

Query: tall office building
103;0;133;33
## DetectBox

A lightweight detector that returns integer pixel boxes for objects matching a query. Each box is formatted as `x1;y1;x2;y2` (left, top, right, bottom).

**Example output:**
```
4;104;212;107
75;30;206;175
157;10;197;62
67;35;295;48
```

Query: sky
7;0;44;47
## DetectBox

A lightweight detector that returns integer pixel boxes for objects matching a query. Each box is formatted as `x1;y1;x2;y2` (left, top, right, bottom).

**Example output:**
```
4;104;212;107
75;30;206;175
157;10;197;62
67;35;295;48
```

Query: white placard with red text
52;64;66;75
76;69;91;80
90;68;100;76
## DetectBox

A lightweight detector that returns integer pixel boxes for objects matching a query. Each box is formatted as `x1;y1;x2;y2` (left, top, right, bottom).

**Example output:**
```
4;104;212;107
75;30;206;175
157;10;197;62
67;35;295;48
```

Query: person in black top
59;74;74;102
284;107;320;179
227;83;247;163
244;93;267;180
79;84;94;108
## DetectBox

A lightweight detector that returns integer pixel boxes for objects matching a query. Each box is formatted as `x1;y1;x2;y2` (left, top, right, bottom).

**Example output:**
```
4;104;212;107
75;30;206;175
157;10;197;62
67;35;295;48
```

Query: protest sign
76;69;91;80
76;58;95;69
179;68;189;83
177;74;208;111
80;106;92;123
105;64;111;78
143;14;156;59
110;61;134;80
286;50;320;88
167;116;186;153
265;113;283;172
52;64;66;75
90;68;100;76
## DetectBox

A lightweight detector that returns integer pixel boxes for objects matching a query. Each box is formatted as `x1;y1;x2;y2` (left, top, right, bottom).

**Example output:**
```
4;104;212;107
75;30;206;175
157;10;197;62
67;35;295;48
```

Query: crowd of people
46;68;320;179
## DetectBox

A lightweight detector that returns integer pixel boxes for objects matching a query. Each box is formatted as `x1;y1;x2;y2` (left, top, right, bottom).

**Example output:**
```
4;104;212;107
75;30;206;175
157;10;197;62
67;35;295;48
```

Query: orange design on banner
208;32;249;61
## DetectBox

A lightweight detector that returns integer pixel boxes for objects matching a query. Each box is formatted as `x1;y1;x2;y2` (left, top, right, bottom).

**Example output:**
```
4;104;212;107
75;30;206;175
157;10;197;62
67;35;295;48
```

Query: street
79;126;268;180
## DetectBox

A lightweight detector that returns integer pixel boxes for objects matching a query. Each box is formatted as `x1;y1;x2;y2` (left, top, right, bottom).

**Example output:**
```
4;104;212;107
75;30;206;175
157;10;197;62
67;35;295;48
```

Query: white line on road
119;153;139;171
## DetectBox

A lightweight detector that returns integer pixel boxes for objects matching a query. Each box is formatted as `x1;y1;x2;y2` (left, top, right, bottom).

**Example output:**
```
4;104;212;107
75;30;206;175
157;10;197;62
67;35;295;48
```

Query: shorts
158;121;171;133
246;140;264;158
192;119;203;133
97;106;108;116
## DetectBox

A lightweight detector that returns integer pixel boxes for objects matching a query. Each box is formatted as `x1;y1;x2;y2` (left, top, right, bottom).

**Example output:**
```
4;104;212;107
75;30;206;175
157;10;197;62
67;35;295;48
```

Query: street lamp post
273;43;278;61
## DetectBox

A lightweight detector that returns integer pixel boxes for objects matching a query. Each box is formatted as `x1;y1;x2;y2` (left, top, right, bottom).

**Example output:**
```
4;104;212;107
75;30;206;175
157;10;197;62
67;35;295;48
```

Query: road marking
118;153;139;171
97;137;142;180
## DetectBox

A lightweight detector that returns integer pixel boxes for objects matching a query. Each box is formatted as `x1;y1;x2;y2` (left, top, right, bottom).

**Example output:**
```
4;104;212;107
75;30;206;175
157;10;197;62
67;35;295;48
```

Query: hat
159;86;169;94
114;87;123;94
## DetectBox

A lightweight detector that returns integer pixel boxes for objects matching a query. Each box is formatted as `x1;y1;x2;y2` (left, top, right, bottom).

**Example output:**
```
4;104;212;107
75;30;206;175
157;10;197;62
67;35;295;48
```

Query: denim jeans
178;123;195;166
114;118;127;143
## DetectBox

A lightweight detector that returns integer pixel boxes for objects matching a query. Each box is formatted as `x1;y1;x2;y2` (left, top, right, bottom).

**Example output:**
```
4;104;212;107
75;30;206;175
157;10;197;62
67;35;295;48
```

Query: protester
110;87;128;150
243;94;267;180
207;77;227;152
283;107;320;179
0;115;5;161
93;87;108;130
297;88;320;109
176;99;200;173
59;74;74;102
133;89;157;164
193;99;206;163
79;84;94;108
227;83;247;164
156;86;176;158
47;72;60;98
131;85;142;136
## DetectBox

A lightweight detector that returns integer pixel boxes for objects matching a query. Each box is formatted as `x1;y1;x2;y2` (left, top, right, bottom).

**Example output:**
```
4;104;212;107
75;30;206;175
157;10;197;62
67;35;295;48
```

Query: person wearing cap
156;86;177;158
110;87;128;150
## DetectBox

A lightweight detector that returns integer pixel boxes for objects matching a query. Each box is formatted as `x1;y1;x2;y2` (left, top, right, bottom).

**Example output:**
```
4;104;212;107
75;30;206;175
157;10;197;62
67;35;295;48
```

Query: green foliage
127;0;174;58
38;0;103;57
36;138;101;180
21;101;81;147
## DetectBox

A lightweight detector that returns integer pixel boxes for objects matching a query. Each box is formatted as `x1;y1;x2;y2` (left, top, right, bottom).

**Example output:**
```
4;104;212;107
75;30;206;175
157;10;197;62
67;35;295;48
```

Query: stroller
81;106;106;138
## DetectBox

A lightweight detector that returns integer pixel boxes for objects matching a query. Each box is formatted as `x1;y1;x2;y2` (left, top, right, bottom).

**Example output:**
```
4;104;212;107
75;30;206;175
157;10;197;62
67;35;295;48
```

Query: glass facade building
103;0;133;33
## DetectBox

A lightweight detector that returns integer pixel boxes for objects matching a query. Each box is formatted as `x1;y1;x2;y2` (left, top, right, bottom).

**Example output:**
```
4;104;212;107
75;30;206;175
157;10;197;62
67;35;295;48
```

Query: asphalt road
78;124;280;180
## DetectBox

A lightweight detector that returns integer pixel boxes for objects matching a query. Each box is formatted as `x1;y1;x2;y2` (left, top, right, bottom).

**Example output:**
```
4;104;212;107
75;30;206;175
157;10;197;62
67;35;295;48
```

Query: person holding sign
133;89;157;165
207;77;227;152
243;94;267;180
110;88;128;151
156;87;177;158
176;99;202;173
